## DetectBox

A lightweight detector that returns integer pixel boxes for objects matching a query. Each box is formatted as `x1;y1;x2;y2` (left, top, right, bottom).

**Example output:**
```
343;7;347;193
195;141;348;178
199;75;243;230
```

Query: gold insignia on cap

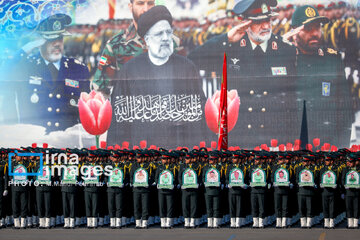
305;7;316;18
262;4;268;14
327;48;337;55
53;20;61;31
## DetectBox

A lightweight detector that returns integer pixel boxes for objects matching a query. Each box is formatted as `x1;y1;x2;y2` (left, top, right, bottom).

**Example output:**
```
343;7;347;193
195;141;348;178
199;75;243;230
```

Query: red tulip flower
323;143;331;151
271;139;278;148
313;138;320;147
306;144;313;151
205;90;240;133
78;90;112;147
254;146;260;151
294;139;301;146
331;146;338;152
286;143;293;151
261;144;268;150
279;144;285;151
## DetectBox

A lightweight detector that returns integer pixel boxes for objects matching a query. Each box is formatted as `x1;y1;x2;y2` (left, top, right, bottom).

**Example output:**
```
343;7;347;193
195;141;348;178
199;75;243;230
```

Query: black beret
137;5;173;38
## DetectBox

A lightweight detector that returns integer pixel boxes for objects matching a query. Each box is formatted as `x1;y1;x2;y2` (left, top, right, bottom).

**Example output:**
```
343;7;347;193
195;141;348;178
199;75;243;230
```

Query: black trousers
36;190;51;218
322;193;335;218
228;192;243;218
345;196;359;218
12;190;28;218
158;192;174;218
62;192;76;218
84;192;99;217
251;193;265;218
205;194;221;218
133;192;149;220
107;191;124;218
274;193;289;218
298;194;313;218
27;187;36;217
182;190;198;218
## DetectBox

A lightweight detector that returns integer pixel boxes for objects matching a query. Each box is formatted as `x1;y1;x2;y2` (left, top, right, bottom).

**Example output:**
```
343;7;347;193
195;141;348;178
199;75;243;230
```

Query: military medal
31;92;39;103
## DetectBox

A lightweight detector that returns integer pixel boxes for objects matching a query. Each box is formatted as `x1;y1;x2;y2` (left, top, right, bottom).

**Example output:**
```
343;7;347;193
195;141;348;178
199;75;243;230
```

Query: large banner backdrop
0;0;359;150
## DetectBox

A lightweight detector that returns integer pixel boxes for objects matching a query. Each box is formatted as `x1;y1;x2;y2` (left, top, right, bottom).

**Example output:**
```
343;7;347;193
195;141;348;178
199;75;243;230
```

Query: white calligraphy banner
114;94;202;123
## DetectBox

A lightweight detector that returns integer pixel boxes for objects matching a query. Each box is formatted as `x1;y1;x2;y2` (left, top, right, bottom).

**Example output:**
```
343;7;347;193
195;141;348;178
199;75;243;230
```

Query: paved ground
0;224;359;240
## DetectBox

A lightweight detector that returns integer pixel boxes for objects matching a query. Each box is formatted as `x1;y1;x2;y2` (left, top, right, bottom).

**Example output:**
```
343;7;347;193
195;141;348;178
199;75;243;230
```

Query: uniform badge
70;99;77;107
271;67;287;76
322;82;331;96
240;39;246;47
99;56;108;65
31;93;39;104
305;7;316;18
272;41;278;50
231;58;240;65
64;61;69;68
53;21;61;31
261;3;268;14
74;59;82;65
318;48;324;56
65;79;79;88
29;76;42;85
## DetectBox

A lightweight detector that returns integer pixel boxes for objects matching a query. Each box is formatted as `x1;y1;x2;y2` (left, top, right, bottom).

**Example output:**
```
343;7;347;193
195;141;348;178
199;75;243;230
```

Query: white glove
227;184;231;189
157;184;160;189
177;184;181;189
22;38;46;54
3;190;8;196
314;184;318;189
341;194;345;199
129;183;133;187
289;183;294;189
221;184;224;190
267;183;272;189
152;182;156;186
332;185;337;189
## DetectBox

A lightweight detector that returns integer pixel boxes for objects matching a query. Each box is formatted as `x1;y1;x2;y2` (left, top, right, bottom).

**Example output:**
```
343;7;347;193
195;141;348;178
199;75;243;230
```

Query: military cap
37;14;72;40
292;5;329;28
137;5;173;38
233;0;278;20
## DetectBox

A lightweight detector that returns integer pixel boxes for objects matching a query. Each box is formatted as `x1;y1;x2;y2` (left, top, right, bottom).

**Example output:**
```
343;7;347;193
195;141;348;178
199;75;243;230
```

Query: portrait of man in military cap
189;0;298;148
1;14;90;132
286;5;354;148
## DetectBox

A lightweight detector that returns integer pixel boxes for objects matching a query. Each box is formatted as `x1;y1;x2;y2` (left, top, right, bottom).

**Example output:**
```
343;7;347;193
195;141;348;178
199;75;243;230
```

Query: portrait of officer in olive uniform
289;5;354;148
2;14;90;132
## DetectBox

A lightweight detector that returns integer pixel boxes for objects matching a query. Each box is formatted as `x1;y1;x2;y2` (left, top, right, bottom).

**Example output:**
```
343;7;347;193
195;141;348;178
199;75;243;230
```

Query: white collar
249;39;268;53
43;58;61;70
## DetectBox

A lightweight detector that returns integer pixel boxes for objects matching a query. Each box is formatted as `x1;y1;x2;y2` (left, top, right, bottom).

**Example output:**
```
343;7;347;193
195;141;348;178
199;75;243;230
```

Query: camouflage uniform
93;23;146;94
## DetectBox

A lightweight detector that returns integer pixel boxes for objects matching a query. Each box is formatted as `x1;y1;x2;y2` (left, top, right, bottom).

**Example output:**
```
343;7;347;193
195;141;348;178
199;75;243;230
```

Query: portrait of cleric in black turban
107;6;207;149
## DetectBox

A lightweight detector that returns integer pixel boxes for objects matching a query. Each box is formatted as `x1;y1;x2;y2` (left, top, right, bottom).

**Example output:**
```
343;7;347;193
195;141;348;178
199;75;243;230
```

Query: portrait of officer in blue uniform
2;14;90;132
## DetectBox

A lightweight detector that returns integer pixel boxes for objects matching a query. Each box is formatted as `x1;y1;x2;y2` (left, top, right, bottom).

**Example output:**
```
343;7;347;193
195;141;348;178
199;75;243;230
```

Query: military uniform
33;161;53;228
248;160;270;228
105;158;127;228
2;14;90;132
9;158;32;229
155;158;178;228
130;160;155;228
341;158;360;228
271;157;293;228
83;157;103;228
202;158;223;228
318;158;340;228
178;155;201;228
295;158;318;228
225;158;248;228
189;12;298;149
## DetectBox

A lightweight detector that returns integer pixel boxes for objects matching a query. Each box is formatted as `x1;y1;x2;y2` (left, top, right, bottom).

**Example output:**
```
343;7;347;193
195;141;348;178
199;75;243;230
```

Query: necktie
48;62;59;81
254;45;264;56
